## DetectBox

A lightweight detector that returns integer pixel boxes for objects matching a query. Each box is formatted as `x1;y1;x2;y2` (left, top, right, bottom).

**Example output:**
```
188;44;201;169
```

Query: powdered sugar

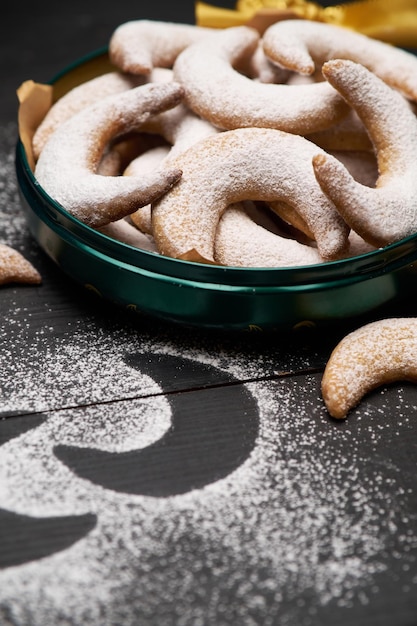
313;60;417;248
215;203;322;267
0;368;416;625
322;317;417;418
109;19;216;75
153;126;348;263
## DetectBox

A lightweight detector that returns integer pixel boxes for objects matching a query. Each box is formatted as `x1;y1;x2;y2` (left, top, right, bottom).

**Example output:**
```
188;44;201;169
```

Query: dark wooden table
1;3;417;625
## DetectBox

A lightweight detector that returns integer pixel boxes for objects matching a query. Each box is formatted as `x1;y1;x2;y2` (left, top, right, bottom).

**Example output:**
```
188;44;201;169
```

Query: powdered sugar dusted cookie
34;83;184;228
173;25;349;134
322;318;417;419
0;244;41;286
32;72;147;161
313;59;417;247
152;127;349;264
109;19;216;75
263;19;417;101
214;204;322;267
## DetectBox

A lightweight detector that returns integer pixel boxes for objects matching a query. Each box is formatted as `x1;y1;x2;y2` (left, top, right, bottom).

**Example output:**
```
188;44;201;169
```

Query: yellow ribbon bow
195;0;417;47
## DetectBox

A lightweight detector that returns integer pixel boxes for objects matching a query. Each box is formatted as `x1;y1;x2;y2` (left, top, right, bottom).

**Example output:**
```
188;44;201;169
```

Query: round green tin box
15;49;417;331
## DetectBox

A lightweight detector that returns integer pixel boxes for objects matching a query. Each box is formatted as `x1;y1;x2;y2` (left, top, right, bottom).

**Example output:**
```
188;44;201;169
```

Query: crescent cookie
214;204;323;267
151;127;349;264
312;59;417;247
266;147;378;240
96;69;183;177
305;109;373;153
322;318;417;419
0;244;41;286
263;19;417;101
173;26;349;135
109;19;215;75
32;72;146;161
34;83;184;228
215;205;375;267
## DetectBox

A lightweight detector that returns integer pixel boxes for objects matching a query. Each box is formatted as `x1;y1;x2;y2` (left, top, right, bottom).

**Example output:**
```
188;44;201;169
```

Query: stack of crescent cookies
32;18;417;268
30;18;417;419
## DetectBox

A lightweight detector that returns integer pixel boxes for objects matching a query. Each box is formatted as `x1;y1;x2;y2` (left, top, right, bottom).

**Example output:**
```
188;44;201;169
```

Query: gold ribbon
195;0;417;47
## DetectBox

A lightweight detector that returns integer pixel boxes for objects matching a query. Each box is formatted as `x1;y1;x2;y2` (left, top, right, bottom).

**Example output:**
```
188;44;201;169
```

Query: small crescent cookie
322;318;417;419
241;200;311;242
257;200;375;255
248;146;377;248
109;20;215;75
263;19;417;101
34;83;184;228
0;244;41;286
32;72;147;161
173;26;349;135
214;204;322;267
312;60;417;247
152;127;349;263
270;150;377;239
124;146;171;179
